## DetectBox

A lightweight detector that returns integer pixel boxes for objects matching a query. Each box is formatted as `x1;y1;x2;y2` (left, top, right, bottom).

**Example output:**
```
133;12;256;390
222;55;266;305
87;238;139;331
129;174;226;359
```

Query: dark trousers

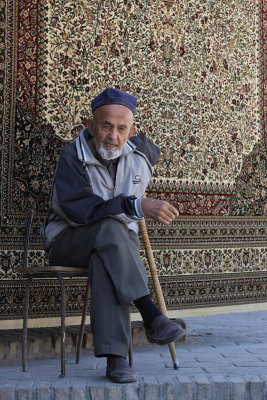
49;217;149;357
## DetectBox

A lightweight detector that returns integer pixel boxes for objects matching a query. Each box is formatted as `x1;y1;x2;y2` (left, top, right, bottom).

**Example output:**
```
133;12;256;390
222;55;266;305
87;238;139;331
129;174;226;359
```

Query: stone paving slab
0;310;267;399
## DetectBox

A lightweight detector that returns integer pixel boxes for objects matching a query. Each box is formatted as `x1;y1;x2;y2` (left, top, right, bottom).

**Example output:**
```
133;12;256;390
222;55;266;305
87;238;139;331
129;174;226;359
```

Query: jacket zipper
113;160;118;197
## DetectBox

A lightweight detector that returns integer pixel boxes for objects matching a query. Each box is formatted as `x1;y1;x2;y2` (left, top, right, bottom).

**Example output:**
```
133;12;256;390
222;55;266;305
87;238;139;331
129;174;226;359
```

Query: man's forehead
94;104;134;122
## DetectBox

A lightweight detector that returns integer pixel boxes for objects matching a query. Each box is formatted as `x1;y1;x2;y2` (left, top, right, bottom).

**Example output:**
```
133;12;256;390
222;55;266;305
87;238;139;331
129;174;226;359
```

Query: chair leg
76;277;90;364
22;277;32;372
128;318;133;368
57;274;66;378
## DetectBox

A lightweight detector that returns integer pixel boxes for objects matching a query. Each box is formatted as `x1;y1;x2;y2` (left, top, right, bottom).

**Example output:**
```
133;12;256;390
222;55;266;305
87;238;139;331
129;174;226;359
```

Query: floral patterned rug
0;0;266;318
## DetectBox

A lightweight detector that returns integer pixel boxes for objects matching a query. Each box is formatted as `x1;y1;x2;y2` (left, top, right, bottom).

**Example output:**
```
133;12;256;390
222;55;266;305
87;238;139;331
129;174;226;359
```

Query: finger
162;208;177;220
161;201;179;216
168;205;179;216
158;213;175;225
160;218;173;225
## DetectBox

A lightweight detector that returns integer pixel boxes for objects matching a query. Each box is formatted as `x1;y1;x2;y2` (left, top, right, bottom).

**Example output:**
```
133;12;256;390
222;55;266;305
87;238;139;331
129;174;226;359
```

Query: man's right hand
141;198;179;225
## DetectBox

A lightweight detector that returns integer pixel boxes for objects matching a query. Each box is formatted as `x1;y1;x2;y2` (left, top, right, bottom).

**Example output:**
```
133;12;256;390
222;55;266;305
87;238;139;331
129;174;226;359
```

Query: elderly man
41;88;185;383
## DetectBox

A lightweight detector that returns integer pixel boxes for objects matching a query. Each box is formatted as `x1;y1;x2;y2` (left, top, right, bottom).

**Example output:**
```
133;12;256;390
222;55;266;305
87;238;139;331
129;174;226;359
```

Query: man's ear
87;119;94;136
129;125;136;138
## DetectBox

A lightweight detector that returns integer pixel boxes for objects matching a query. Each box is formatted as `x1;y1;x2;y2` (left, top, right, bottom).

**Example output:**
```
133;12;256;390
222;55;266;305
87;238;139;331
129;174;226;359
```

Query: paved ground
1;310;267;399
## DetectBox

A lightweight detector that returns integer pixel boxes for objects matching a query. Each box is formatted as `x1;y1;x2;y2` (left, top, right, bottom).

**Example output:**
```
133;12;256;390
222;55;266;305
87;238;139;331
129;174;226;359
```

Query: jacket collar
75;127;136;165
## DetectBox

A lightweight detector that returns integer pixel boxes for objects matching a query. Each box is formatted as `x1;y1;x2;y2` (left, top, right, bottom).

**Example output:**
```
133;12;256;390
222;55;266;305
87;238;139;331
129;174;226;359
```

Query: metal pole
76;277;91;364
58;274;66;378
22;277;32;372
128;318;133;368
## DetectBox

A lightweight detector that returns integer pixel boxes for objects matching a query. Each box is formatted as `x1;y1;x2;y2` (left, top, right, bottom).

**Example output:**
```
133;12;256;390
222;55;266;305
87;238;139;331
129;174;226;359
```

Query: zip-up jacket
40;128;161;250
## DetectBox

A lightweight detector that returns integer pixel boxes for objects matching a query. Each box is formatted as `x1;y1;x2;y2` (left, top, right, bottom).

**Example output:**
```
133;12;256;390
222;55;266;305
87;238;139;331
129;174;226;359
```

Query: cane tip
173;361;179;370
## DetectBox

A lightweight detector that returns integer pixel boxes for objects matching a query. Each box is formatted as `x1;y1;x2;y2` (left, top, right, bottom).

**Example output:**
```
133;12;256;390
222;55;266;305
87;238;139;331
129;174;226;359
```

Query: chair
17;210;133;377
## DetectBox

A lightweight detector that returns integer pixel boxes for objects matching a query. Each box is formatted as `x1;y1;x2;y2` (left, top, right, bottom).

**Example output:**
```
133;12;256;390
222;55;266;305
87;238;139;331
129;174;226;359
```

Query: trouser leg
90;218;149;304
89;252;130;357
49;217;149;357
87;219;149;356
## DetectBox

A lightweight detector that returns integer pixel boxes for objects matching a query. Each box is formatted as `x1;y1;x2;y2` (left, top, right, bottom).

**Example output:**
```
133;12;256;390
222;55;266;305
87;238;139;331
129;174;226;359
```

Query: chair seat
17;265;88;275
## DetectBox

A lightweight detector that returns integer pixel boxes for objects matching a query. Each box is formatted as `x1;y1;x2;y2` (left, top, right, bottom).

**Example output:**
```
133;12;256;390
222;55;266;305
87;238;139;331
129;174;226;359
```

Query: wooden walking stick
138;217;180;369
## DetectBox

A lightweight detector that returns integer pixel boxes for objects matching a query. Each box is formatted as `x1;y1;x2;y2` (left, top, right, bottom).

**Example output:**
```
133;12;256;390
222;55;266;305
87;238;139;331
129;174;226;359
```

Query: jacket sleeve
54;145;137;225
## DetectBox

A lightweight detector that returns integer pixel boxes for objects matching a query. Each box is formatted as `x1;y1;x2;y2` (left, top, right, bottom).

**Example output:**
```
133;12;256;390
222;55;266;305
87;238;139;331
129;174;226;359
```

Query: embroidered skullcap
91;88;137;114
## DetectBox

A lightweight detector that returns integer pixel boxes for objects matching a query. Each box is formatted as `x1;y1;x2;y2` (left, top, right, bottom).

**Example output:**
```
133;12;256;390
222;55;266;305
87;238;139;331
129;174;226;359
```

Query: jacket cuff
132;197;144;218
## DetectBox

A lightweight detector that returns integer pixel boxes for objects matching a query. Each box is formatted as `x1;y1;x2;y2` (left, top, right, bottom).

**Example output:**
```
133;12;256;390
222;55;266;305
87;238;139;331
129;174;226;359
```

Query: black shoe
106;356;137;383
145;315;186;345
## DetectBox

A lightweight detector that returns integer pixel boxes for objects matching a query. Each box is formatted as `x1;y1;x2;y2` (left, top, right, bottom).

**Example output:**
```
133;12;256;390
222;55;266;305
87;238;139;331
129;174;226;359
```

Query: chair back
23;210;35;269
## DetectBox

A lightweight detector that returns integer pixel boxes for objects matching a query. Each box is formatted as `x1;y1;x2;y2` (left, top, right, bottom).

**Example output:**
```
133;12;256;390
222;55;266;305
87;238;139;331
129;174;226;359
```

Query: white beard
93;136;122;160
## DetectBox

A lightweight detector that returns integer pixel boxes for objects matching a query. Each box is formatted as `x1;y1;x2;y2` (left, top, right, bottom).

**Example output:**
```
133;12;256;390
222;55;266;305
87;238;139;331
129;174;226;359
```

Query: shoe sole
147;328;186;345
106;372;137;383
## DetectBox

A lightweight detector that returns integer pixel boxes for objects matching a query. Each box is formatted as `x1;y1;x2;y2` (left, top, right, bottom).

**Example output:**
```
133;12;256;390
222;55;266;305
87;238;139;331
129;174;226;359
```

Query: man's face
88;104;136;160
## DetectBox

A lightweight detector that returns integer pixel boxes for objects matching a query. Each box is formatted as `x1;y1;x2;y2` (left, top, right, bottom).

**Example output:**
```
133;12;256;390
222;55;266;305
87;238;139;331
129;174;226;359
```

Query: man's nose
108;128;118;140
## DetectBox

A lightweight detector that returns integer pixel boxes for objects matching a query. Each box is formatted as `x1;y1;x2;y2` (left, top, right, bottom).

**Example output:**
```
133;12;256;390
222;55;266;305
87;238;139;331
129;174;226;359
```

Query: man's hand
141;198;179;225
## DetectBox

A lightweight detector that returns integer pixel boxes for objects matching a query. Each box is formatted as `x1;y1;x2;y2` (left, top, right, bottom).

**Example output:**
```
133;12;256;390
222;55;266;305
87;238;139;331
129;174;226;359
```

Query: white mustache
103;139;119;147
